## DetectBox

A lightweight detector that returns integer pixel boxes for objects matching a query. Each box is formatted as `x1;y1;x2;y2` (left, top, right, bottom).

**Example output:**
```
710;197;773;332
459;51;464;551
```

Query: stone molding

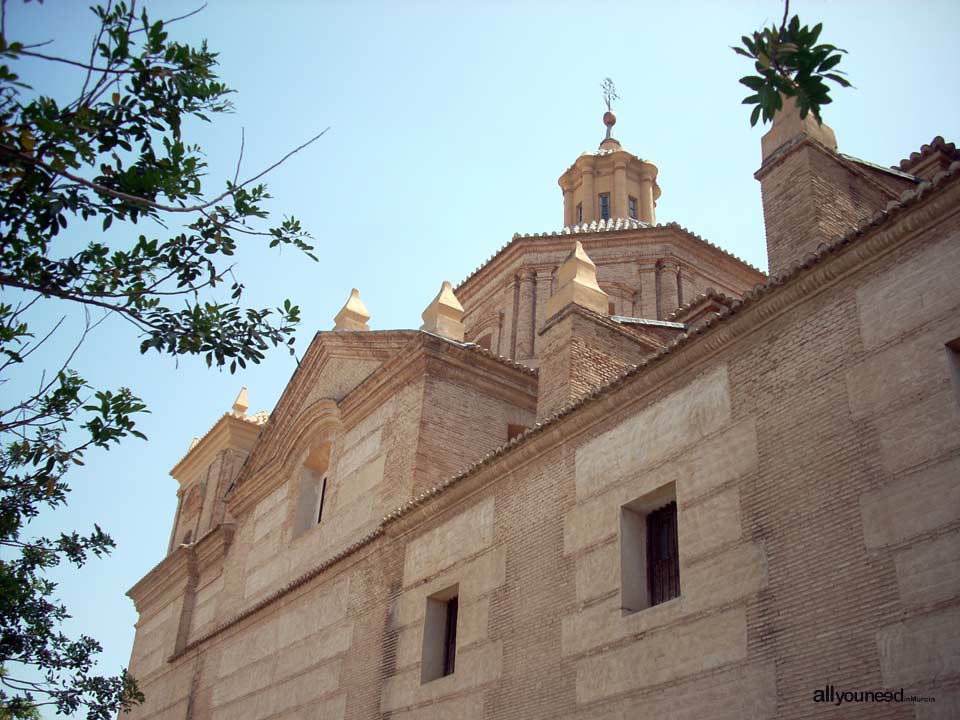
232;330;417;503
169;413;263;486
228;399;341;517
127;545;195;616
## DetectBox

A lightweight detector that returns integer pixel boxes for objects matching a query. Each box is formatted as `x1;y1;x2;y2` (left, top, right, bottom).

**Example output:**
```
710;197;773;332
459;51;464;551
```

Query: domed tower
557;80;661;226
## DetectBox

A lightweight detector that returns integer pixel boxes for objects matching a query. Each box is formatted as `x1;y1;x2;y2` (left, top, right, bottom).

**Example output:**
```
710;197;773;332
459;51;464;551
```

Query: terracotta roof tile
456;220;763;290
666;288;738;322
897;136;960;172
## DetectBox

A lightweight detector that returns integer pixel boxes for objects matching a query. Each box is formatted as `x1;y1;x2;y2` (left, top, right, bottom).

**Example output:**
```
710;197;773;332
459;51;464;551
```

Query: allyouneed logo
812;686;935;706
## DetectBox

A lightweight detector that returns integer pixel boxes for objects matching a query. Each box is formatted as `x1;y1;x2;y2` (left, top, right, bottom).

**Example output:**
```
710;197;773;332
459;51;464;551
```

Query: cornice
169;524;387;661
194;523;235;575
127;545;195;616
169;414;263;485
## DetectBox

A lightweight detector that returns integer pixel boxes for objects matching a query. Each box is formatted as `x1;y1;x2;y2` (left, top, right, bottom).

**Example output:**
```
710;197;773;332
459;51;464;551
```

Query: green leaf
739;75;767;91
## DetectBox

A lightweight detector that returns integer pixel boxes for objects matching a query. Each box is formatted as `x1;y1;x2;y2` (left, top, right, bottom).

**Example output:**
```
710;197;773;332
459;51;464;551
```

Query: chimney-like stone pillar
537;242;646;420
536;306;654;421
755;97;901;275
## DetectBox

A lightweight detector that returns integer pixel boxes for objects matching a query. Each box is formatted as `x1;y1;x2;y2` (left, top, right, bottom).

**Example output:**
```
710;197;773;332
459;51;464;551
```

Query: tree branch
0;127;329;214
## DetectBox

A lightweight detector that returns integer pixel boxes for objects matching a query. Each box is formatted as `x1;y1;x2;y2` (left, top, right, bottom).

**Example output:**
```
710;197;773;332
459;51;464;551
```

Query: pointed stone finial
761;96;837;162
420;280;465;342
333;288;371;331
189;436;200;451
545;241;609;319
232;386;249;416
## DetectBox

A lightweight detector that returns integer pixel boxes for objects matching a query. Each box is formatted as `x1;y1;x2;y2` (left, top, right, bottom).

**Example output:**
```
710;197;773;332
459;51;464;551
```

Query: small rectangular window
576;202;583;223
421;585;459;683
599;193;610;220
443;597;458;676
647;501;680;606
621;485;679;613
628;196;638;219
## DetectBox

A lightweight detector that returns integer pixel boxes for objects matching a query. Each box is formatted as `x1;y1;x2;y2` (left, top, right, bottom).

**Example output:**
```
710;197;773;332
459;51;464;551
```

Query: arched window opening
293;441;331;538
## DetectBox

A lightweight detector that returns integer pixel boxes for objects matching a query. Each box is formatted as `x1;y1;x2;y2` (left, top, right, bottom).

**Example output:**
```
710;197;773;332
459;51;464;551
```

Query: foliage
733;5;851;126
0;1;320;716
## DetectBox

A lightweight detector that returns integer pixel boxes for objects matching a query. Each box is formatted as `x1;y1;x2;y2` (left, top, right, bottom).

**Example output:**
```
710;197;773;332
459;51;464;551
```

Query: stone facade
124;110;960;719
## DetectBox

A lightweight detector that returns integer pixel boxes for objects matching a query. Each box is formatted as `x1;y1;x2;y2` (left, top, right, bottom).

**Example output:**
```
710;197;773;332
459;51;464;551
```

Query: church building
124;100;960;719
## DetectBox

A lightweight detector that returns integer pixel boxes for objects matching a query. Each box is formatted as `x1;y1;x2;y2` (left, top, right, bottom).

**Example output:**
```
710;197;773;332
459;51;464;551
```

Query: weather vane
601;77;619;112
601;77;619;140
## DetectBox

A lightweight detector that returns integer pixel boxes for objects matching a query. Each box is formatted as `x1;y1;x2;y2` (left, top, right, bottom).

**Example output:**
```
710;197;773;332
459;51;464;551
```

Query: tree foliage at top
733;4;852;126
0;1;321;716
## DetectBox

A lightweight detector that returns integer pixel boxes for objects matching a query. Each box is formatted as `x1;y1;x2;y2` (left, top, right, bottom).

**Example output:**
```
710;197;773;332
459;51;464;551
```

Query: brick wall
125;174;959;719
536;307;655;420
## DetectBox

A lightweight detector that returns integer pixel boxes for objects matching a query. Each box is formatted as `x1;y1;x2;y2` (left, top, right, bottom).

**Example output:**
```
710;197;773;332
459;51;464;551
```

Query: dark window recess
647;501;680;605
316;476;327;524
576;203;583;223
599;194;610;220
442;596;458;676
628;196;638;219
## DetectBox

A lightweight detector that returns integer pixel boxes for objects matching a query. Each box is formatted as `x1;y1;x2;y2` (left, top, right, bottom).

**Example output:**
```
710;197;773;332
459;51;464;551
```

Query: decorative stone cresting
420;280;465;342
545;241;609;319
333;288;371;331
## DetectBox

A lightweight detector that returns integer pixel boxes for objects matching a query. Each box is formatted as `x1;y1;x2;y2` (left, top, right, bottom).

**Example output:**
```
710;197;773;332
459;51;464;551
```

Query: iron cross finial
601;77;619;112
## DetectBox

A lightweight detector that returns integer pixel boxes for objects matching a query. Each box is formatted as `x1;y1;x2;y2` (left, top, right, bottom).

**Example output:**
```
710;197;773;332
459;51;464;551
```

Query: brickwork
536;307;656;420
458;229;765;366
124;136;959;719
758;139;908;275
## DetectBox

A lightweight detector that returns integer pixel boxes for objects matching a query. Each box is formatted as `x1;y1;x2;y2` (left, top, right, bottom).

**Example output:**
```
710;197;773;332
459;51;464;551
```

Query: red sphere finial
603;110;617;127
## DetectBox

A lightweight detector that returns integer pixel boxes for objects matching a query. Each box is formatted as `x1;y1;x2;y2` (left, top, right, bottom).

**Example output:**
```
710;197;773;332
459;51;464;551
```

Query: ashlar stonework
124;106;960;720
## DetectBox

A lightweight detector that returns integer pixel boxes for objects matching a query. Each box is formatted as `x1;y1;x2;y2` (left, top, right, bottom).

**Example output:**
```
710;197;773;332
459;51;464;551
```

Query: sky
3;0;959;714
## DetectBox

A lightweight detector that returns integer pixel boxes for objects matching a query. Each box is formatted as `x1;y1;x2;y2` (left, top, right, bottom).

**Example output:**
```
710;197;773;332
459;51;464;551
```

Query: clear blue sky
3;1;958;714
